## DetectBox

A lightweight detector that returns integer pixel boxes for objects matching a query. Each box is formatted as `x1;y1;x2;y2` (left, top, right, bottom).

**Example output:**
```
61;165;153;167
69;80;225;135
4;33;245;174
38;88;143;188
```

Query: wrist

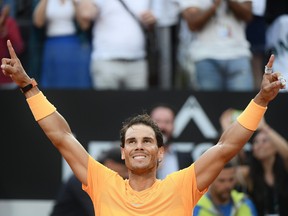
20;78;38;94
253;93;269;107
237;99;267;131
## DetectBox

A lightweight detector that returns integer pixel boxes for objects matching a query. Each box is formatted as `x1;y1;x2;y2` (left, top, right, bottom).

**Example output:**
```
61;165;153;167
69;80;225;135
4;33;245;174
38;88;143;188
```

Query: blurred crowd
0;0;287;91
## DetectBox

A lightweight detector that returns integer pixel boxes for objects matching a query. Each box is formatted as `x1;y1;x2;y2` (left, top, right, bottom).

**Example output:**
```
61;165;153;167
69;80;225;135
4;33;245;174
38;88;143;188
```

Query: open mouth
133;155;146;160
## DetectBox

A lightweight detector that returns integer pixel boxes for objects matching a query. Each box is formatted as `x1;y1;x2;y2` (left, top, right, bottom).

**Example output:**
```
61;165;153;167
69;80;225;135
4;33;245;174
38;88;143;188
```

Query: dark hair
248;154;288;215
98;146;124;165
119;113;164;148
148;103;176;117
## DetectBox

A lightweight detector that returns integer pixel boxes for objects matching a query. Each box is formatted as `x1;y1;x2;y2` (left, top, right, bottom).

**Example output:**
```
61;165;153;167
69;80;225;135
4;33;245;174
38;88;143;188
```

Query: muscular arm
195;120;253;191
26;87;89;185
1;41;89;185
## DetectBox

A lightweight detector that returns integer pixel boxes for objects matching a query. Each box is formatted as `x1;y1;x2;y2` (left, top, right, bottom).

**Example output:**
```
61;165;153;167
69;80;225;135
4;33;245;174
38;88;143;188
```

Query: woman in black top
246;119;288;215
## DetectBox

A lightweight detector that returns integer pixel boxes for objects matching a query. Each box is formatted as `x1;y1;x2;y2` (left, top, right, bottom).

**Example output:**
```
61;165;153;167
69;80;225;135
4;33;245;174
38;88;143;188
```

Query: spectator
265;0;288;91
182;0;254;91
33;0;91;89
193;162;258;216
0;2;24;89
75;0;156;90
244;118;288;215
149;103;193;179
50;146;128;216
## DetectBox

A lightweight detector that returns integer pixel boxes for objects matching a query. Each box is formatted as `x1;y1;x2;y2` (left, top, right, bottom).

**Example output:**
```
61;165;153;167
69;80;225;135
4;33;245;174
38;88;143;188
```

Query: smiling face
121;124;164;175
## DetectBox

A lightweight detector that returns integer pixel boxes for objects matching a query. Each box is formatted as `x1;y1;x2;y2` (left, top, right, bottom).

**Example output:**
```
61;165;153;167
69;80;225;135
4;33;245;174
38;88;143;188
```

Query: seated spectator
193;162;258;216
244;118;288;215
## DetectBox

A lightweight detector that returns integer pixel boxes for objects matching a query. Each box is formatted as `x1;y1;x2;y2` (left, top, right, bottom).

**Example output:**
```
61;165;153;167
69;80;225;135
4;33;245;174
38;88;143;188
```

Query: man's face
121;124;164;175
150;107;174;144
209;167;236;204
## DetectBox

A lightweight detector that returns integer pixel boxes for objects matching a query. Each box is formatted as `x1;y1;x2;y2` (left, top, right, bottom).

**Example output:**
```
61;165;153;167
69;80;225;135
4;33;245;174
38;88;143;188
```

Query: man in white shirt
75;0;156;90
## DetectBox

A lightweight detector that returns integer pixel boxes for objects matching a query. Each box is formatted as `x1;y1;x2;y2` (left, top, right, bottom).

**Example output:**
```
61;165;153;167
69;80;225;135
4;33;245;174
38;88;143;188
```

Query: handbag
117;0;159;86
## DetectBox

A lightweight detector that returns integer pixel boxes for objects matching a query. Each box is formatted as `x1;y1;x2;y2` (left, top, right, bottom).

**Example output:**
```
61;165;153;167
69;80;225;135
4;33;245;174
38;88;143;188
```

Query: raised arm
194;55;285;191
1;40;89;185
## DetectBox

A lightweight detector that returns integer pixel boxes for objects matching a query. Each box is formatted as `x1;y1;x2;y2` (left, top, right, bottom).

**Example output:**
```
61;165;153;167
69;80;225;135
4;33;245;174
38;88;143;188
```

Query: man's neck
128;173;157;191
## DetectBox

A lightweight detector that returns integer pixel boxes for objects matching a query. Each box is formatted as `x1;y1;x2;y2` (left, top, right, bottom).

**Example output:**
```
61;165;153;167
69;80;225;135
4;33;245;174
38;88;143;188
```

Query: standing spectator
50;146;128;216
265;0;288;91
33;0;91;89
149;103;193;179
0;2;24;89
182;0;254;91
75;0;156;90
243;118;288;215
193;162;258;216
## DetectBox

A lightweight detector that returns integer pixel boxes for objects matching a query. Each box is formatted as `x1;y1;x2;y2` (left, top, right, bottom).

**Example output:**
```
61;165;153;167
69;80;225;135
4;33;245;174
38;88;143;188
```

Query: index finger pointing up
7;40;18;59
266;54;275;68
